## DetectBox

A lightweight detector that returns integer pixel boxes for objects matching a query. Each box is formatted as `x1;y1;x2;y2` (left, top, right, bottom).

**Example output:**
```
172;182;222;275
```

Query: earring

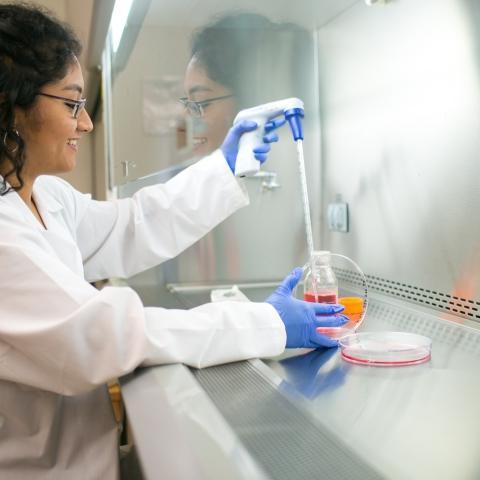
2;128;20;154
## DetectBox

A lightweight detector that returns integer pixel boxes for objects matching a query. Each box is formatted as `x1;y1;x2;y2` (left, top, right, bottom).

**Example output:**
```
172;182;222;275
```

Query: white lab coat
0;150;286;479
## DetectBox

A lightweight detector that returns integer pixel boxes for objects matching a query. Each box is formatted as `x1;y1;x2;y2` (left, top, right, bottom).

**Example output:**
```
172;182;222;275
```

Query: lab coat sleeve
0;237;285;396
74;150;249;281
142;301;285;369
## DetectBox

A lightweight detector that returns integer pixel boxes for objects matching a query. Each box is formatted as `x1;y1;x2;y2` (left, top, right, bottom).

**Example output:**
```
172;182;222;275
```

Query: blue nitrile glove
220;118;286;173
265;267;348;349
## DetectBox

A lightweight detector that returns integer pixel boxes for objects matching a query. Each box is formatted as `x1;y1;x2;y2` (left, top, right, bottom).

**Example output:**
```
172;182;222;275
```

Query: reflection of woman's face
183;56;236;156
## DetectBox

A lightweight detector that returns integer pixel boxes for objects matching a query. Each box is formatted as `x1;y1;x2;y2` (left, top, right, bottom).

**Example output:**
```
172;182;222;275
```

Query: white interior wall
111;25;192;185
318;0;480;300
60;0;95;194
28;0;66;19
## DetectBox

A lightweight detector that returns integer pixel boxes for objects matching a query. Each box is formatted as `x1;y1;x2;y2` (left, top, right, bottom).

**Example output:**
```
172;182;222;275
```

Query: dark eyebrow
62;84;83;95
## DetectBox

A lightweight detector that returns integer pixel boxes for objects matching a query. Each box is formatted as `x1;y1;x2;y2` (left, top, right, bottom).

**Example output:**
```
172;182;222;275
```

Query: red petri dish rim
339;331;432;367
341;351;431;366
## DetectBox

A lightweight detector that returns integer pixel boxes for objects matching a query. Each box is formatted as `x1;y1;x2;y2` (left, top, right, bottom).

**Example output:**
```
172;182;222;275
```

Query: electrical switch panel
327;201;349;233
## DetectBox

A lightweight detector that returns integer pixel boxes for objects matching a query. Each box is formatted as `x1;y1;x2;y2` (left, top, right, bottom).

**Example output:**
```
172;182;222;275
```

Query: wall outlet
327;201;349;232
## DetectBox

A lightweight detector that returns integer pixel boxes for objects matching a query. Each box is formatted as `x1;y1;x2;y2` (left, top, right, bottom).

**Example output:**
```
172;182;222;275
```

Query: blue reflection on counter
277;348;348;399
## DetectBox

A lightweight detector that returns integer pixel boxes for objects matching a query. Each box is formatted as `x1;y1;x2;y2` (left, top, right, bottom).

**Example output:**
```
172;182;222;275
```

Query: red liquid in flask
304;292;338;303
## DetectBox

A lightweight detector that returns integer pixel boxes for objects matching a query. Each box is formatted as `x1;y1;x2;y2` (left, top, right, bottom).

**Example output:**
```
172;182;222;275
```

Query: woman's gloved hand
265;267;348;349
220;118;286;173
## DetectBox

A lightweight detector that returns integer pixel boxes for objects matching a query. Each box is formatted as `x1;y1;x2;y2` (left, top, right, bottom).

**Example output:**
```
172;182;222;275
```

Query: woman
0;4;346;478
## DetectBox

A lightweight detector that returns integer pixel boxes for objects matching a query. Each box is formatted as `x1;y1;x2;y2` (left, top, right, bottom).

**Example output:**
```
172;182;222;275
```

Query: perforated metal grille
191;361;383;480
334;267;480;322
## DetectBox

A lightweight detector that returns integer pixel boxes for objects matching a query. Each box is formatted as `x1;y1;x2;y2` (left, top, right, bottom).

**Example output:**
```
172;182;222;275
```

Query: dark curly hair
190;12;313;110
0;2;81;195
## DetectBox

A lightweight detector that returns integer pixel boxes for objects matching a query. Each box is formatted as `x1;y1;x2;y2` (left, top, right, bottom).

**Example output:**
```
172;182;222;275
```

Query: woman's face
14;59;93;179
183;56;236;156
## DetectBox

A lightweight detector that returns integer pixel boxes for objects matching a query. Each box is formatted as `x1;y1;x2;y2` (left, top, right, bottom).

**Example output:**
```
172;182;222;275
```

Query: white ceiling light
111;0;134;53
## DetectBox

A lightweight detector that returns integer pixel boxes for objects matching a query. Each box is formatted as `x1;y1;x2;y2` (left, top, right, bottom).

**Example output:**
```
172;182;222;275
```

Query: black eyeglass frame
37;92;87;119
179;94;234;117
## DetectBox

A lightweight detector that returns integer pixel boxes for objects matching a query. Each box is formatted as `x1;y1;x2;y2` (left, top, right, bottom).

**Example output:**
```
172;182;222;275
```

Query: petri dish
317;319;359;339
317;326;355;339
339;332;432;366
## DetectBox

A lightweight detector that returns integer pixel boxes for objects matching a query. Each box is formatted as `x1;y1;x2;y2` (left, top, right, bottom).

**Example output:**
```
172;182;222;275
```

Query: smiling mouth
67;139;78;149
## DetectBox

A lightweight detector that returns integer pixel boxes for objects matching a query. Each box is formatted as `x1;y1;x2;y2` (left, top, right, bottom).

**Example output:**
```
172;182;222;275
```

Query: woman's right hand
220;118;284;172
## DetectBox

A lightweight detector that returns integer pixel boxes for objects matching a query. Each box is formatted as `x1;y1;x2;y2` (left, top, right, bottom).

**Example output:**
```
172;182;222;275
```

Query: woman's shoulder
36;175;91;204
36;174;76;195
35;175;92;223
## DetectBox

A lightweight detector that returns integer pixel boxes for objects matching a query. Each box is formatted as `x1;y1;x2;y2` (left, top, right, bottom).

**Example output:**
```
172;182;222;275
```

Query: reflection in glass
183;12;313;157
111;3;321;285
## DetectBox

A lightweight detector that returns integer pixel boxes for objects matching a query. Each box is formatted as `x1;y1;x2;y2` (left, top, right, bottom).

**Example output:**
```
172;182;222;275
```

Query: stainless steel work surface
121;362;271;480
260;295;480;480
122;294;480;480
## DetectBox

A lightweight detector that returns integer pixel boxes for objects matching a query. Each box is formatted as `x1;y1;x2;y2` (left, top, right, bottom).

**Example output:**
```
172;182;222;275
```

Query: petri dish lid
317;325;356;339
339;331;432;366
338;297;364;315
317;315;363;339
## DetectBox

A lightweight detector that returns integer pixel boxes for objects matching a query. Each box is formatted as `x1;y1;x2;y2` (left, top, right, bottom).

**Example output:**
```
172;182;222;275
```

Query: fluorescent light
111;0;134;53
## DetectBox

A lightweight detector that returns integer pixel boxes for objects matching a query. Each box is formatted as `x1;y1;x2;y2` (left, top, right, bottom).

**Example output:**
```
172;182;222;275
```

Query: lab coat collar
0;174;63;213
33;177;64;213
0;175;64;233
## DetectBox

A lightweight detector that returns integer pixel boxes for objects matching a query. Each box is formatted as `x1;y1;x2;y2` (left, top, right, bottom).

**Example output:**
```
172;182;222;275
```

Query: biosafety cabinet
97;0;480;478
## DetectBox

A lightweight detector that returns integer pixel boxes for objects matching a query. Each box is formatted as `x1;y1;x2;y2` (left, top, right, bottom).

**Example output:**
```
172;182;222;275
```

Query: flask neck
311;250;331;268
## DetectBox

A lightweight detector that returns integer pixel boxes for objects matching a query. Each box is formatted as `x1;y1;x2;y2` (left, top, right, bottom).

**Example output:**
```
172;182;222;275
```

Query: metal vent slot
334;267;480;322
191;361;384;480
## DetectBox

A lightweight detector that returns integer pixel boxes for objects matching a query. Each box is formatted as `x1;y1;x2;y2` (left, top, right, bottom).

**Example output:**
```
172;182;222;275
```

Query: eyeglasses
179;94;234;117
37;92;87;119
